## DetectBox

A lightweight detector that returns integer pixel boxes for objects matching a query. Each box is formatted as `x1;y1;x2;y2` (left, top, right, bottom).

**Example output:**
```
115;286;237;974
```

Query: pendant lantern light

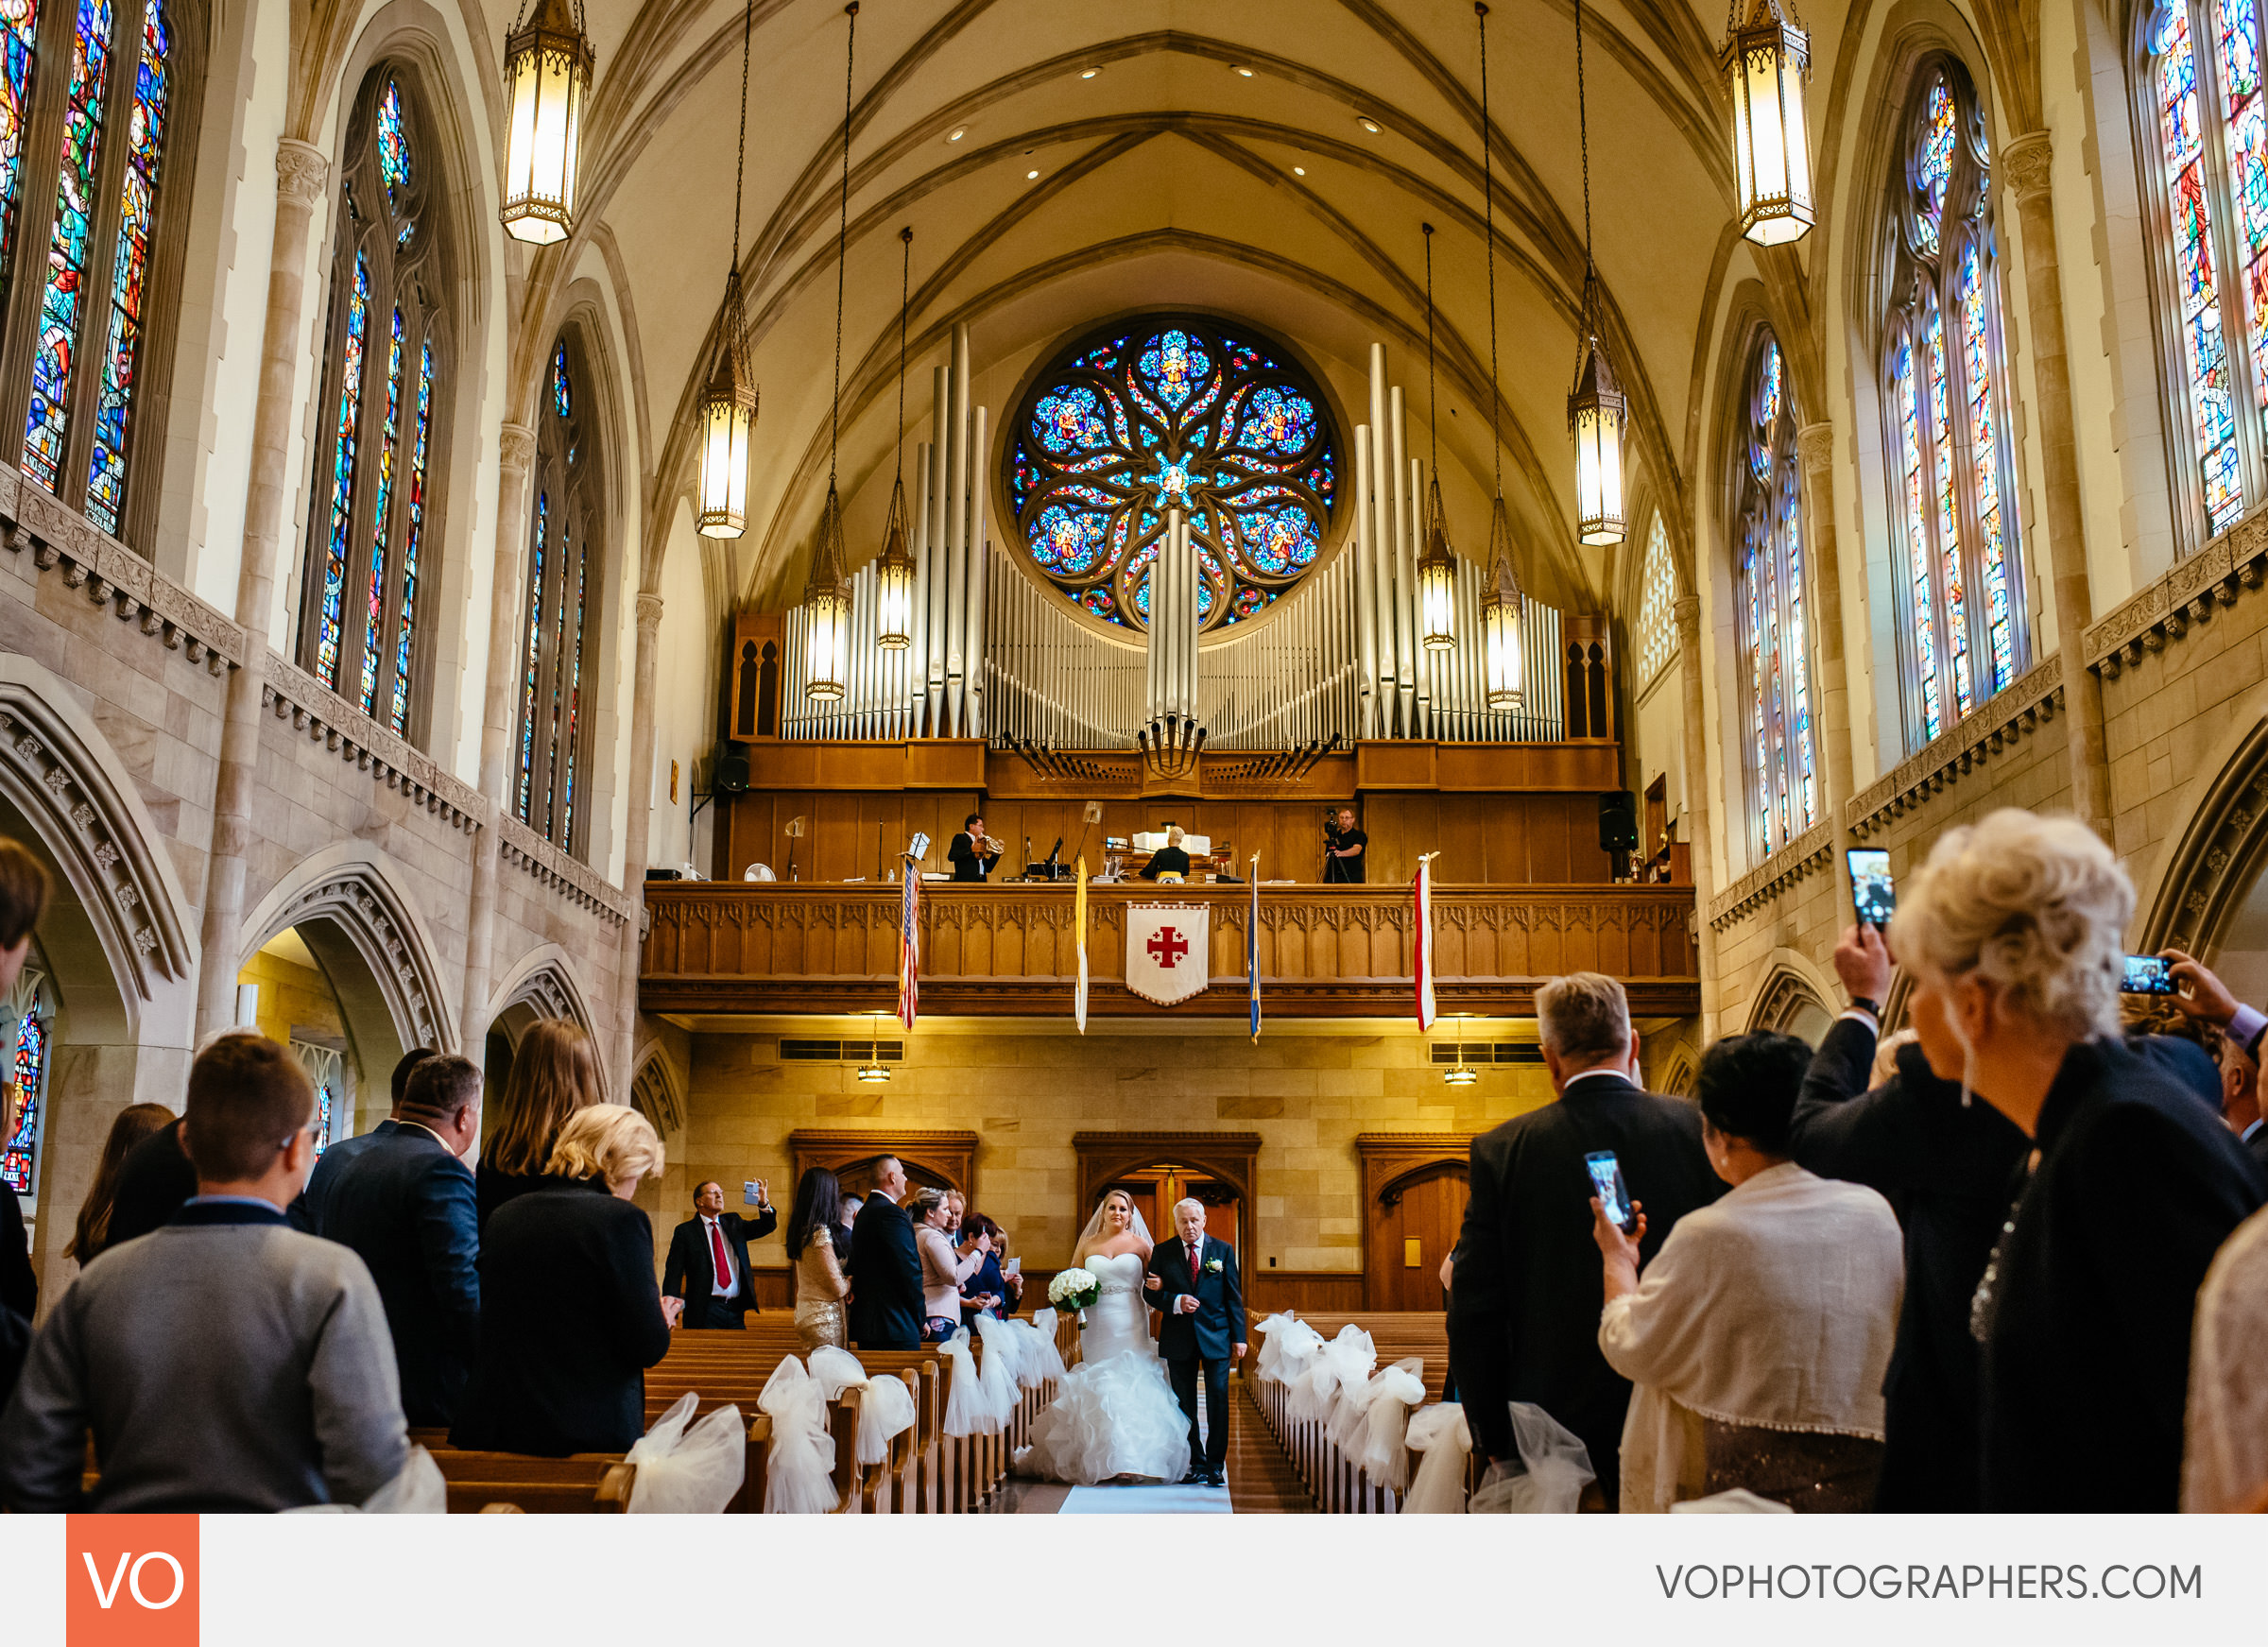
1475;3;1527;709
1417;223;1458;651
802;3;861;703
695;0;760;538
1722;0;1814;247
875;226;918;651
499;0;594;245
1565;0;1626;548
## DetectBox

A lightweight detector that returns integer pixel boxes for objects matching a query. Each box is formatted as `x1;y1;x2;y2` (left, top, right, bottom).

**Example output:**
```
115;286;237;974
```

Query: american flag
1413;852;1438;1031
897;857;921;1031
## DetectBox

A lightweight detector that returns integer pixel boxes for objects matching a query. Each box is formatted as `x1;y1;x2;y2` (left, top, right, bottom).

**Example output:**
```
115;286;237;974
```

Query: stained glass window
1735;333;1818;862
1;975;46;1198
2154;5;2251;538
83;0;164;535
1881;63;2028;754
0;0;41;319
1634;513;1677;686
23;0;116;495
1005;316;1337;631
298;65;448;743
314;1083;334;1155
514;331;600;857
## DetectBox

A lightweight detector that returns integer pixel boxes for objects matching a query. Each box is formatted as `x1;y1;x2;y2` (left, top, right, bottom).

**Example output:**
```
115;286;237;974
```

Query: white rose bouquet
1048;1264;1101;1325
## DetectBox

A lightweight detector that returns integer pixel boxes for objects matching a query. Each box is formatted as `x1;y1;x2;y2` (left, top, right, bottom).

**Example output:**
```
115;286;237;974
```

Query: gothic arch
628;1041;685;1135
485;943;608;1098
0;655;194;1021
1745;948;1840;1043
2136;695;2268;957
237;842;454;1057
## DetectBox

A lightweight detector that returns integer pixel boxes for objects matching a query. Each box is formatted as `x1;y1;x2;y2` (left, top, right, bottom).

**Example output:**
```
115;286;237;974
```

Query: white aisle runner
1060;1482;1231;1513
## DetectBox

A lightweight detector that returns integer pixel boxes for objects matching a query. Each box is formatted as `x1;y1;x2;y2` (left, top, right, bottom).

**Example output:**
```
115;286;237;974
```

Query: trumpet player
949;813;1003;883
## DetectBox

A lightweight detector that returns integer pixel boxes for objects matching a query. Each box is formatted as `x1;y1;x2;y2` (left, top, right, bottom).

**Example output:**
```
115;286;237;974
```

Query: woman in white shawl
1592;1031;1903;1513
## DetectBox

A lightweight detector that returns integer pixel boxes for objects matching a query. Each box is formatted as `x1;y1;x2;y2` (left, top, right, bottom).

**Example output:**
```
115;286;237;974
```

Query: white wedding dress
1017;1251;1194;1484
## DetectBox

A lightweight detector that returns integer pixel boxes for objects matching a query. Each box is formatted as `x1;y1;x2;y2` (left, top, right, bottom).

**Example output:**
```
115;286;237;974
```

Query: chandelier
696;0;758;538
1723;0;1814;247
499;0;593;245
1566;0;1625;548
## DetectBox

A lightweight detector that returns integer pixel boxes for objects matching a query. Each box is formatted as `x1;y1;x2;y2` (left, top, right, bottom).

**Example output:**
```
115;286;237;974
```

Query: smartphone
1585;1151;1636;1236
743;1180;765;1206
1847;848;1895;931
2121;954;2175;995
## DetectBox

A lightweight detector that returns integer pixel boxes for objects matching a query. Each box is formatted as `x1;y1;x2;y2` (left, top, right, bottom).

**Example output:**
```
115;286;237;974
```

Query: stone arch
2136;706;2268;959
628;1041;686;1135
485;944;607;1100
238;842;455;1064
1744;948;1840;1044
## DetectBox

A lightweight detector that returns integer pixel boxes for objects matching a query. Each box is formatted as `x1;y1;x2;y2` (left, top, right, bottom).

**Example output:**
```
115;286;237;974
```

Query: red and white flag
1125;903;1210;1006
1413;852;1439;1031
898;857;921;1031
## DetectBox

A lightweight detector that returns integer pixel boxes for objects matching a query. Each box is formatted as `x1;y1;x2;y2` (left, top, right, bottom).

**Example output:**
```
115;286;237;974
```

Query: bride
1017;1191;1194;1485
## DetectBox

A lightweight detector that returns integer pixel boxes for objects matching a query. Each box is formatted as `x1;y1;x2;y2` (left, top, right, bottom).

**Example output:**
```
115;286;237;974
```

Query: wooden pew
425;1450;635;1514
1246;1310;1452;1513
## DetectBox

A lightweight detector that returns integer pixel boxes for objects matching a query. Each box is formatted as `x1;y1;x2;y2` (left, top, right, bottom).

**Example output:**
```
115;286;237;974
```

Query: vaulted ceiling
551;0;1847;618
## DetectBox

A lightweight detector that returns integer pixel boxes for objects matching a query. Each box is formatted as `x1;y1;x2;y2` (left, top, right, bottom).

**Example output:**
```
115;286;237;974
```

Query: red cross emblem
1146;926;1190;968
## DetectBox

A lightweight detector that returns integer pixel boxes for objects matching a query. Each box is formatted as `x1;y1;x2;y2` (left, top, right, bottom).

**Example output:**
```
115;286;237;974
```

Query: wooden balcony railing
640;882;1698;1019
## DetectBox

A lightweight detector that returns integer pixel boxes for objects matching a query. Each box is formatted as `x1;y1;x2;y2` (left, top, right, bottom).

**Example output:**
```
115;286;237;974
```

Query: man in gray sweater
0;1032;409;1512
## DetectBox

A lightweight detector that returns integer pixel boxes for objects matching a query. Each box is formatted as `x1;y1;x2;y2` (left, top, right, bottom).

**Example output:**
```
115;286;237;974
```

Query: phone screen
743;1181;764;1206
2121;954;2174;995
1847;849;1896;930
1585;1151;1636;1235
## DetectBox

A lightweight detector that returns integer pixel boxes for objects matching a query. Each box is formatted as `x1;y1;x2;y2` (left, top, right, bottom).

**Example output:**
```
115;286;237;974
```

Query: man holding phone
2158;951;2268;1168
661;1178;776;1330
1447;972;1722;1507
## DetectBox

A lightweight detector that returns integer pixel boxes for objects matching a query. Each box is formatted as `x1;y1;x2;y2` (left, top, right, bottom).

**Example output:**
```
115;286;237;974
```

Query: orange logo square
65;1516;198;1647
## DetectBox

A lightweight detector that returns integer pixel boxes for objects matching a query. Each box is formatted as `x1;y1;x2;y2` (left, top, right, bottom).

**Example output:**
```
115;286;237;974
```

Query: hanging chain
730;0;752;272
831;2;859;488
1575;0;1593;283
897;226;911;486
1478;2;1501;505
1422;221;1438;477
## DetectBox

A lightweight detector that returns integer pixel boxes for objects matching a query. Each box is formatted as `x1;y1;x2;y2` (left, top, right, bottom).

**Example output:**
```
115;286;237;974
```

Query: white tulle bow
809;1346;918;1467
1401;1402;1471;1513
1360;1359;1430;1490
1253;1312;1323;1385
939;1327;997;1436
626;1390;747;1514
973;1313;1022;1423
1024;1309;1070;1383
1289;1323;1376;1423
756;1356;838;1514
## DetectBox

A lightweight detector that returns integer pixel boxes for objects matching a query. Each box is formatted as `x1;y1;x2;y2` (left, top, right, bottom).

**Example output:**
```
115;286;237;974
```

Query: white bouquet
1048;1264;1101;1324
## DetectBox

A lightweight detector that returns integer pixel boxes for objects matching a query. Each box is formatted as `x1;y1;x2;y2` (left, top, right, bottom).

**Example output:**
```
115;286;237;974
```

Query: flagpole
1248;850;1262;1043
1414;851;1439;1032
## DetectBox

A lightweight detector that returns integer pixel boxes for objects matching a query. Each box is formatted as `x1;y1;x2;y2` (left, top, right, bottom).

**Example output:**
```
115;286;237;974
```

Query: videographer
1322;806;1366;884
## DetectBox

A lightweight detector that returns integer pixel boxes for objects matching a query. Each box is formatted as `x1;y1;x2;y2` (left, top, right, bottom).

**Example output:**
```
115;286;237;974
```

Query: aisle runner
1060;1482;1231;1514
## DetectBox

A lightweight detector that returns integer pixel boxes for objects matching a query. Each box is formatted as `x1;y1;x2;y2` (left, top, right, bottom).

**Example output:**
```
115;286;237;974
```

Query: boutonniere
1204;1257;1224;1274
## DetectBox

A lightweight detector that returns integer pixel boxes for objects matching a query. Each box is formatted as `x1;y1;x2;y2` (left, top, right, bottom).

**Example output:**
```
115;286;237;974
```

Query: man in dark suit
1145;1197;1245;1487
662;1177;776;1330
1448;970;1721;1507
847;1157;923;1349
291;1046;438;1232
308;1053;482;1428
2160;949;2268;1167
948;815;1000;882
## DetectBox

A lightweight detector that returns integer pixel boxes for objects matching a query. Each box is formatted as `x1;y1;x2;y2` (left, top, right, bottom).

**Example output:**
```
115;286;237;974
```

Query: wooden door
1376;1163;1469;1311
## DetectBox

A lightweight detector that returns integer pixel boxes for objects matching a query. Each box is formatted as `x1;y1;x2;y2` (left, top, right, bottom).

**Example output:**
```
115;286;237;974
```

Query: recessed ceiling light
1357;116;1382;134
1293;165;1307;176
1081;66;1100;78
948;127;966;142
1027;169;1040;180
1235;65;1254;77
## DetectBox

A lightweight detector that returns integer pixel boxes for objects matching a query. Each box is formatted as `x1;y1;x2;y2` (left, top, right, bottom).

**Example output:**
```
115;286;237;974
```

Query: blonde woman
1889;809;2262;1510
475;1020;603;1233
450;1104;671;1456
913;1188;981;1342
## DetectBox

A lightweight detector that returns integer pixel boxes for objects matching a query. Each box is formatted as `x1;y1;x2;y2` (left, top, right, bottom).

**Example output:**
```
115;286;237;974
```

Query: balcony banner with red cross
1125;902;1211;1006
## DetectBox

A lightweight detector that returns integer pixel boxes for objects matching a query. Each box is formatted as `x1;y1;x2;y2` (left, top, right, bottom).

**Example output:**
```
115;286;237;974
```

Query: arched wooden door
1356;1133;1474;1311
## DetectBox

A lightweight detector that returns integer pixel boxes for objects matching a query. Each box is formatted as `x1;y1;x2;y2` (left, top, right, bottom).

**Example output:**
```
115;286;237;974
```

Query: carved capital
2002;131;2053;206
275;139;330;209
635;592;664;633
1672;593;1702;637
499;422;538;476
1796;420;1835;476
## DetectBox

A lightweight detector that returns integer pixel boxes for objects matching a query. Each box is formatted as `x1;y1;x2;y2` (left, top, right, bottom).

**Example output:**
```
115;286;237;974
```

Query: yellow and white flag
1074;855;1089;1034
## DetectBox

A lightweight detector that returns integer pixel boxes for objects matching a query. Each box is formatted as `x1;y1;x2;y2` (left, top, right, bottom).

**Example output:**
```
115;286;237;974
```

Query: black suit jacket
2248;1123;2268;1171
948;833;998;882
847;1192;923;1349
1146;1234;1244;1361
661;1207;777;1312
309;1124;481;1427
1447;1071;1723;1477
101;1118;198;1254
450;1182;672;1456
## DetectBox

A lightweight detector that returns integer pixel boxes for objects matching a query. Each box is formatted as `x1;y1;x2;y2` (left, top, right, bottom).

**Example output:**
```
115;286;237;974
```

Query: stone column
2003;130;2110;832
458;421;538;1054
1674;594;1721;1041
1798;421;1858;926
195;139;331;1038
613;590;664;1085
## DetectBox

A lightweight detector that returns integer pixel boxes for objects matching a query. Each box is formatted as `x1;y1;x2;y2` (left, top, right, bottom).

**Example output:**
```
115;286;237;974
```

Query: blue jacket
310;1125;479;1427
290;1118;400;1232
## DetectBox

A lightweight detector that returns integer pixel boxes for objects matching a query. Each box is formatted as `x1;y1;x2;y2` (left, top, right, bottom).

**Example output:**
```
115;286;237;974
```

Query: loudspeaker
713;740;751;796
1598;790;1639;854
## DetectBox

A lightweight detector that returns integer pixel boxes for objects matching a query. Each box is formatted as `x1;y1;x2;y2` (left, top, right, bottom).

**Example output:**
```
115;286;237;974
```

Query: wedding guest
785;1168;850;1350
848;1158;922;1350
309;1054;482;1427
0;839;44;1340
1594;1032;1903;1512
292;1046;438;1231
1867;1027;1918;1089
451;1105;670;1456
475;1020;601;1233
960;1212;1009;1322
2158;951;2268;1166
2183;1200;2268;1510
63;1103;172;1265
837;1192;863;1275
0;1033;408;1511
914;1188;983;1342
1892;809;2264;1510
661;1177;775;1330
98;1112;198;1252
1449;970;1722;1506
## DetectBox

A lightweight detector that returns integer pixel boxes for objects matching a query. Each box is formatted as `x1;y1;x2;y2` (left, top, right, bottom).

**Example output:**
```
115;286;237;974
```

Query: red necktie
1188;1242;1200;1299
710;1218;732;1295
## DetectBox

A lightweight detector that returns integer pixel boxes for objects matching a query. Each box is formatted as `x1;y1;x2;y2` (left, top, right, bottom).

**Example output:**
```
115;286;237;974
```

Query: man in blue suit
290;1046;438;1232
310;1054;481;1427
1145;1197;1246;1487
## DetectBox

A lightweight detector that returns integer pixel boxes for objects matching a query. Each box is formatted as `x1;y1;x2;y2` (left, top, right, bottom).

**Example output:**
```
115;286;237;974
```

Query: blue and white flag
1247;852;1263;1041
